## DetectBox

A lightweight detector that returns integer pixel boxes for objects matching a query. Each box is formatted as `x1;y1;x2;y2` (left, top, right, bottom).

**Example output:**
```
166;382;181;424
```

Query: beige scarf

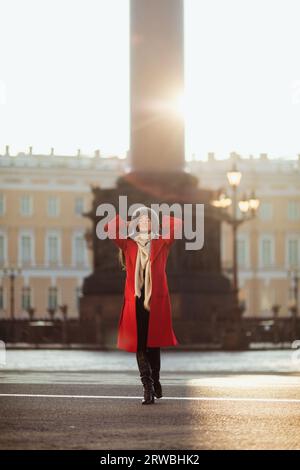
134;232;152;311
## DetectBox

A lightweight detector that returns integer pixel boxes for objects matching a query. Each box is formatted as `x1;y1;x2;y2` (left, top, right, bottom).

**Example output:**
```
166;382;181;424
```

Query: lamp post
288;268;299;339
211;162;260;293
2;265;22;343
2;265;22;320
59;304;68;344
288;268;299;317
47;286;58;321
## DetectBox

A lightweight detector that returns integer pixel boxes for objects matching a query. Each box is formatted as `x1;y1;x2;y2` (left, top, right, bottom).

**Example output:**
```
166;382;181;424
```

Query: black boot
146;347;162;399
136;350;155;405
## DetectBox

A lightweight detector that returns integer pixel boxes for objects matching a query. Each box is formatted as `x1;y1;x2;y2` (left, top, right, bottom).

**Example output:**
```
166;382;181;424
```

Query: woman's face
138;214;151;233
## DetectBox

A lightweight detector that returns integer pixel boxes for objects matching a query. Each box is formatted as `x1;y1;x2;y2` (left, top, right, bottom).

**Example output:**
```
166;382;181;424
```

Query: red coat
104;214;183;353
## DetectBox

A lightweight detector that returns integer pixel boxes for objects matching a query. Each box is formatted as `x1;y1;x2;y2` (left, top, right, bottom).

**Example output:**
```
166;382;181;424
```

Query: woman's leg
146;347;161;374
146;347;162;398
135;284;155;404
136;287;149;352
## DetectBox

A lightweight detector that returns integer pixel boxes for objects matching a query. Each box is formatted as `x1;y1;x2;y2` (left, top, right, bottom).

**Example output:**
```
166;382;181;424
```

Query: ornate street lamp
248;190;260;212
1;264;22;343
211;188;232;209
211;161;260;293
59;304;68;321
2;265;22;320
288;268;299;338
59;304;69;344
227;163;242;188
27;306;35;322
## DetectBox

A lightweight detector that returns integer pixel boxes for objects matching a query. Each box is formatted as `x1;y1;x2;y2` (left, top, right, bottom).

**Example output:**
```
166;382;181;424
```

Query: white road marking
1;393;300;403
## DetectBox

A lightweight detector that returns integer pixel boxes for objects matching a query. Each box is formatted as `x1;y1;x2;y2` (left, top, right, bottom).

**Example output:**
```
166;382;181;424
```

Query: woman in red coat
104;206;183;405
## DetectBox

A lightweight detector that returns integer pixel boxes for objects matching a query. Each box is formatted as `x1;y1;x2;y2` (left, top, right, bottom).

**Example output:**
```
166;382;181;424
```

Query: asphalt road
1;372;300;450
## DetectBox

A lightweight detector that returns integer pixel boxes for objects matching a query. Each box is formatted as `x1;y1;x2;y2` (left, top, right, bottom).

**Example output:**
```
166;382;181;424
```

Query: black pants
136;283;150;351
135;281;160;373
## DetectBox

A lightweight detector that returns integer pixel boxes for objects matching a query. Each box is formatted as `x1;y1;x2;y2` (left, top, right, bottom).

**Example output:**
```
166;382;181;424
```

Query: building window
287;201;300;220
20;234;33;265
47;196;59;217
73;234;87;266
20;195;33;216
47;234;60;264
0;194;5;216
0;234;6;265
21;286;31;311
48;287;58;310
75;197;85;215
258;202;273;221
260;237;274;268
288;239;299;268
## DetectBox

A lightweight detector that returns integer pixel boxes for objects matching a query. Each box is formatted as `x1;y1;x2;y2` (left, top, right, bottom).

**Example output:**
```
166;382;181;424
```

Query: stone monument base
80;172;245;350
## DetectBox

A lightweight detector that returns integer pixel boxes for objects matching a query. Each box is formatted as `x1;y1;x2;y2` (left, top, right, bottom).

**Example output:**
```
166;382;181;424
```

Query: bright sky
0;0;300;160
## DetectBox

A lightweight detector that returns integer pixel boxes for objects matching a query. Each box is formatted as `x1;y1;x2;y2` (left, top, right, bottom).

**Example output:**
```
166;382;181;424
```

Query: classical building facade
0;147;126;319
0;147;299;319
189;152;300;317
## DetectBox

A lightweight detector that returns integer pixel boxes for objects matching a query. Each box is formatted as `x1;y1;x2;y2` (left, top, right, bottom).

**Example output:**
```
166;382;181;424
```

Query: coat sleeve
103;213;128;251
161;215;183;246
